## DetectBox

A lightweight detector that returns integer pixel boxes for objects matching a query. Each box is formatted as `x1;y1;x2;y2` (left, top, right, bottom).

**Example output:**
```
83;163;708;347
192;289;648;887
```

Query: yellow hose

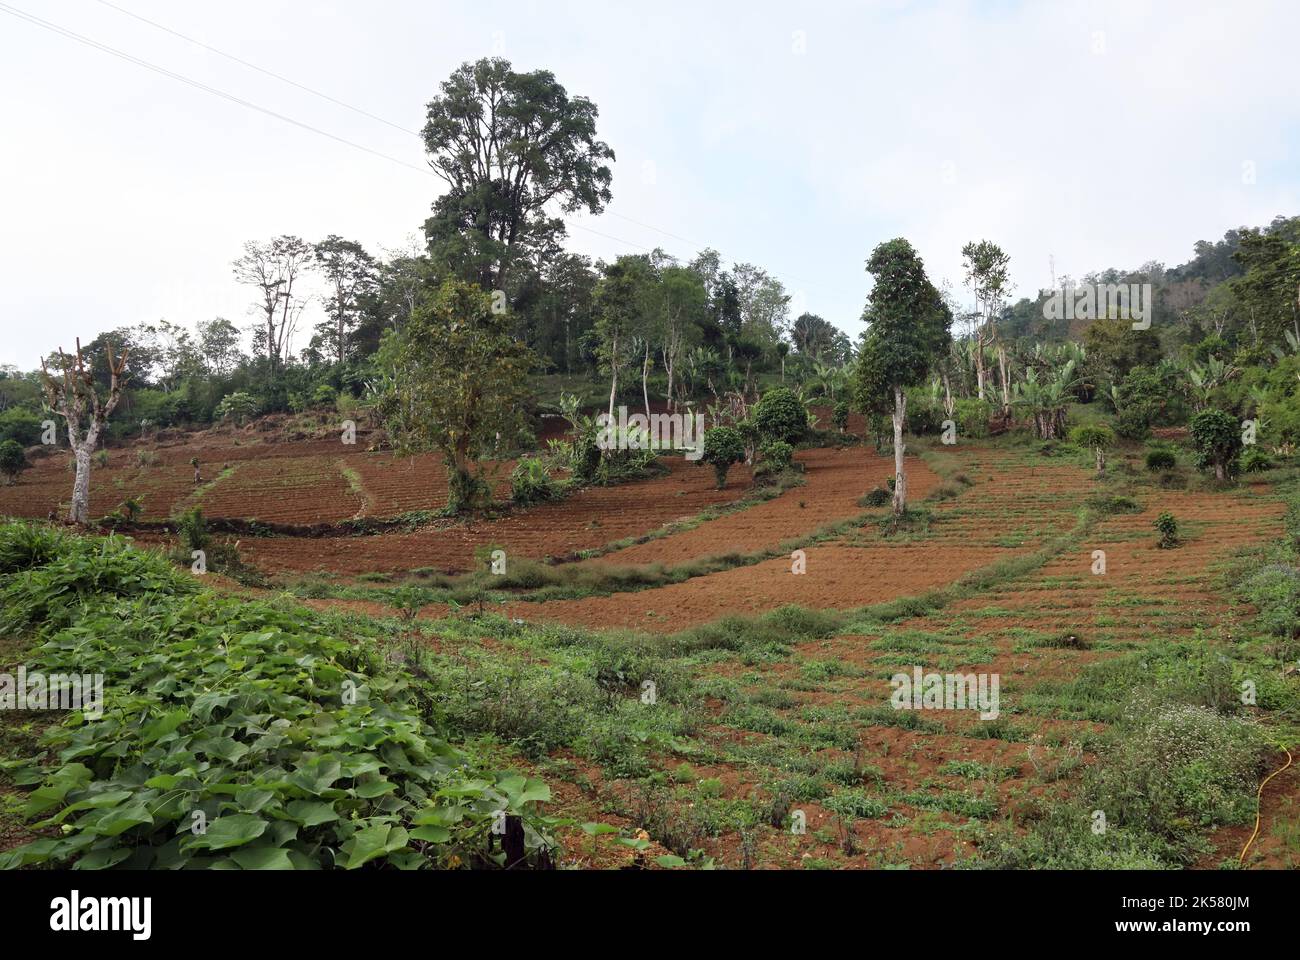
1239;747;1294;867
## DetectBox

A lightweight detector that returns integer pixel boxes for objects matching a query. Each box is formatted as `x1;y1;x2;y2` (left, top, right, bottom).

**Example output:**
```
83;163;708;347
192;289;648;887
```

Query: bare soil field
6;424;1295;870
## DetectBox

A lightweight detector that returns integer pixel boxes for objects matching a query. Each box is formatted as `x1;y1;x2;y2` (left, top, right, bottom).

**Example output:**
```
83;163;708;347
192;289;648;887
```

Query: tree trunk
997;344;1010;414
665;354;675;414
1095;448;1105;477
892;386;907;516
1215;460;1226;482
69;444;91;524
642;342;652;421
607;332;619;424
975;334;986;401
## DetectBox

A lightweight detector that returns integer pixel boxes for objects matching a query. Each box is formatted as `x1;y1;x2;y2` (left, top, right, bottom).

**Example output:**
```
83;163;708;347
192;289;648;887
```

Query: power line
92;1;826;290
7;1;828;295
0;1;432;176
94;0;421;137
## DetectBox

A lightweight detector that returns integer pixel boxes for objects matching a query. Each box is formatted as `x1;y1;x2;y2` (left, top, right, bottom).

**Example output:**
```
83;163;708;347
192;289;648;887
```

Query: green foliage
752;387;808;445
702;426;745;489
214;391;260;426
952;397;992;439
0;407;43;446
832;400;850;433
758;439;794;471
1145;445;1177;472
378;279;536;512
510;457;560;504
1189;408;1242;479
854;239;953;410
177;506;209;552
1238;563;1300;637
0;438;28;483
1067;424;1113;450
1241;446;1273;473
859;487;891;508
1154;511;1179;548
0;523;554;870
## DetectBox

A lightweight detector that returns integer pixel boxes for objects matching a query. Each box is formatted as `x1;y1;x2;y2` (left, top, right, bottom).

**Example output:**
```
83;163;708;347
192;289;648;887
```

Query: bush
1113;405;1152;441
1068;424;1114;475
905;401;944;437
214;391;260;426
1094;698;1264;839
860;487;891;508
759;440;794;471
1145;446;1177;472
177;506;210;552
1154;511;1179;548
702;426;745;489
832;400;850;434
953;398;992;439
1242;447;1274;473
751;388;807;445
0;407;43;446
0;438;28;484
510;457;559;504
1189;408;1242;480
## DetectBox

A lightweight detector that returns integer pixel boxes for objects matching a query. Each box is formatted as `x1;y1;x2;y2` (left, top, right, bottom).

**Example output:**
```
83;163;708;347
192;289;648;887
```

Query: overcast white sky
2;0;1297;368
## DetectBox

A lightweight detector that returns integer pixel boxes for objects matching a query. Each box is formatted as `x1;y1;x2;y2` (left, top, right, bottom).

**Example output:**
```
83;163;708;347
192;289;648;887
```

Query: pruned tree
853;239;952;517
40;338;130;524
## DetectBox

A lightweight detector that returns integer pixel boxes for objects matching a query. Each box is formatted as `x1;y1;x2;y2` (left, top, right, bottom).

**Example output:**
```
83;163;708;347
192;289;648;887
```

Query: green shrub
1189;408;1242;480
1241;447;1274;473
0;438;28;484
0;407;43;447
953;398;992;439
1154;511;1179;548
752;388;808;445
177;506;210;552
1145;446;1177;472
702;426;745;489
860;487;891;508
1068;424;1114;475
759;440;794;471
832;400;850;433
510;457;559;504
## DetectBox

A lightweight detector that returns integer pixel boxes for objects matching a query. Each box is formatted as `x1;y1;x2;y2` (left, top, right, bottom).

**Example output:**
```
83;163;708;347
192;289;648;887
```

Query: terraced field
6;424;1295;870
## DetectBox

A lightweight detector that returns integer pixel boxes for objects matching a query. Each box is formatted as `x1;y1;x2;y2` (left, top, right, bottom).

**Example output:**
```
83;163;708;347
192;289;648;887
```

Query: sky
1;0;1297;368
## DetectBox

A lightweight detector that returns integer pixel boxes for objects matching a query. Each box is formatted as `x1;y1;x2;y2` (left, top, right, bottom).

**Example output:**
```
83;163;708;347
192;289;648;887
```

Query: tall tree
41;339;129;524
232;236;311;385
313;235;377;366
422;58;614;291
654;266;706;411
197;318;245;378
593;256;651;423
961;240;1011;411
854;239;952;516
